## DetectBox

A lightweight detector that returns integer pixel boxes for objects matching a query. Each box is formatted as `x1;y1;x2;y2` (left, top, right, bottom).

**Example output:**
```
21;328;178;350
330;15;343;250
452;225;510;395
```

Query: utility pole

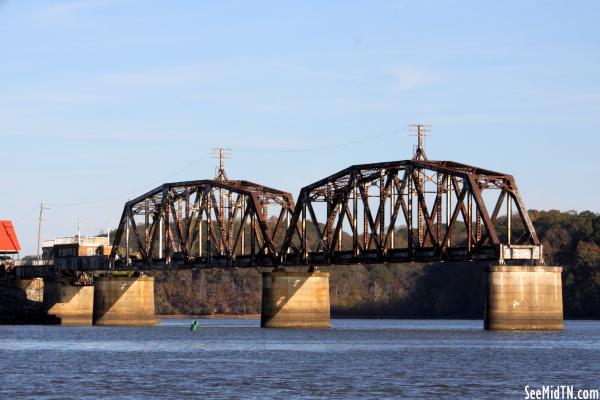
36;202;50;260
211;148;231;255
211;147;231;181
410;124;430;161
410;124;431;245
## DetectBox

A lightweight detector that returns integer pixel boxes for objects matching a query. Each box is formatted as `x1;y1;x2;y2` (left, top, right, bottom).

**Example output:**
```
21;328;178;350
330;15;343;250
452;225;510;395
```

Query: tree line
152;209;600;319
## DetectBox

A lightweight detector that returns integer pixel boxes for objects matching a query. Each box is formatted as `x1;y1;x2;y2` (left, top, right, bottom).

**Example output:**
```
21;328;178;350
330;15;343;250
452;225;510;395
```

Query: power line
12;207;40;223
41;128;403;207
231;128;402;153
47;152;212;207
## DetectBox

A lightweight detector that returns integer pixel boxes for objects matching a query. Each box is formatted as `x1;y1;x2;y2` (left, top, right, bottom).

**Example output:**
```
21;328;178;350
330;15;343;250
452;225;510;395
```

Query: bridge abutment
93;275;157;326
43;279;94;325
261;271;331;329
484;265;563;331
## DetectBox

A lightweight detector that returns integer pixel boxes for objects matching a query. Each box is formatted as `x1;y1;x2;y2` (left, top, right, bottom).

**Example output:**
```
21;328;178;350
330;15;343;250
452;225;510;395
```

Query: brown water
1;319;599;399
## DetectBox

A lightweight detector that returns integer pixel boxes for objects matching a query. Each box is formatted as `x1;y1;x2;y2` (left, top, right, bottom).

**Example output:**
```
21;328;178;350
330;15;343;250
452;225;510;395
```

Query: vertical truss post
218;189;225;254
467;191;473;252
436;174;443;244
390;178;395;249
177;199;183;252
476;210;482;242
417;168;425;245
301;201;307;261
164;206;170;263
379;170;385;252
228;190;233;254
507;194;512;245
125;212;130;266
207;203;212;262
198;193;205;259
407;168;414;255
144;200;150;256
251;212;256;262
159;214;163;259
363;183;368;250
338;214;342;252
326;197;332;250
353;182;358;257
241;197;246;255
285;205;290;255
446;177;452;247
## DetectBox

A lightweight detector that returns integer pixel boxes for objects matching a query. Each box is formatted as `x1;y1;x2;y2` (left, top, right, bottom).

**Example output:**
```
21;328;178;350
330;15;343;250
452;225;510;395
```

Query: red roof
0;220;21;253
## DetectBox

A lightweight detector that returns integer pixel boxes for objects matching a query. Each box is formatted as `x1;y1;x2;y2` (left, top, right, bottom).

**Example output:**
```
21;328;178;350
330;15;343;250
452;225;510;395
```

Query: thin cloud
99;64;232;87
0;92;99;104
390;66;439;90
31;0;121;24
574;93;600;103
275;62;364;83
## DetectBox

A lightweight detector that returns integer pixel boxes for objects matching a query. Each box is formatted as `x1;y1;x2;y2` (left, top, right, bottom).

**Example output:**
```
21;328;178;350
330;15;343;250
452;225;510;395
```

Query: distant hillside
153;209;600;319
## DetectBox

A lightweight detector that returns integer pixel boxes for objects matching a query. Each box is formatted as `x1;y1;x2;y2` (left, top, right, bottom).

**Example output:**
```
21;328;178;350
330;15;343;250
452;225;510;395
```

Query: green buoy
190;320;198;331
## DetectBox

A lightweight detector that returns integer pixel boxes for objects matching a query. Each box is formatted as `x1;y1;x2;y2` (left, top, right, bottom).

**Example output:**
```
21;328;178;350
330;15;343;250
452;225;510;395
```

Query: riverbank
159;313;261;320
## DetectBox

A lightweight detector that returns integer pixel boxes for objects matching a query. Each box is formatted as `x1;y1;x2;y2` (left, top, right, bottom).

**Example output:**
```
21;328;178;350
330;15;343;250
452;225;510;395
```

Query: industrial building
42;236;112;260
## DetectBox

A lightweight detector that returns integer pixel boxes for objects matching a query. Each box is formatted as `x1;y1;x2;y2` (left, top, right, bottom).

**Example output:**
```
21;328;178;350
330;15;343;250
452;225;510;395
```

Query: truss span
110;159;543;269
280;159;542;265
109;179;295;268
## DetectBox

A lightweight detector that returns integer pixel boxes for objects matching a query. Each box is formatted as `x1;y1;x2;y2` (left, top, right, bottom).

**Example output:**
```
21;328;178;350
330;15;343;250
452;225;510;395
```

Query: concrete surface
261;271;330;328
485;265;563;330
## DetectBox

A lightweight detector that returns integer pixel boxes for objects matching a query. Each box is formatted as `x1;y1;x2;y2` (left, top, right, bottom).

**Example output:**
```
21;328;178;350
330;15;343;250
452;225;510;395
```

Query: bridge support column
43;279;94;325
13;278;44;303
93;275;157;326
261;271;330;329
485;265;563;331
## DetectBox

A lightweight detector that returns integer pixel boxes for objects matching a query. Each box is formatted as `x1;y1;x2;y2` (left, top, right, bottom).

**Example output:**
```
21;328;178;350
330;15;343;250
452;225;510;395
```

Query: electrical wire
46;152;212;207
42;127;402;207
231;128;402;153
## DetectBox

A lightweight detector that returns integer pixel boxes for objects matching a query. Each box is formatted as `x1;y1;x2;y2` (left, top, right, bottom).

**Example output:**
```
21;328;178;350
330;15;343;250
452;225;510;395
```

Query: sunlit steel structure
109;132;542;269
109;150;295;268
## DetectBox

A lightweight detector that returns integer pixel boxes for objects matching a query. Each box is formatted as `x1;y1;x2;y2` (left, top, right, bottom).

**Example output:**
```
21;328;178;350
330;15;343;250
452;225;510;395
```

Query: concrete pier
93;275;157;326
261;271;330;329
14;278;44;302
43;280;94;325
485;265;563;331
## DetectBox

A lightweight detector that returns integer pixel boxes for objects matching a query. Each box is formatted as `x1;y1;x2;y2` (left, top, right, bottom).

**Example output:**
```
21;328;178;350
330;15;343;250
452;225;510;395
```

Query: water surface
1;319;598;399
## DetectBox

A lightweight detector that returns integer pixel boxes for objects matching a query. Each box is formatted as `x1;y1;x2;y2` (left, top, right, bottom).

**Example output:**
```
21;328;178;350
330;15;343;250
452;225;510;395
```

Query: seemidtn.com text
525;386;600;400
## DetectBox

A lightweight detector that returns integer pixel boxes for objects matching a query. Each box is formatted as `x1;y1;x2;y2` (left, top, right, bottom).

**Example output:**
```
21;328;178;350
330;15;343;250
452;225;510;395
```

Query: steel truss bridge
109;133;542;270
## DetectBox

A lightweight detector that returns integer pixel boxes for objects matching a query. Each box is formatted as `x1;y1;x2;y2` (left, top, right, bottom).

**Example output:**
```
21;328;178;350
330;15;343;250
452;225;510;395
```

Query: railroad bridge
7;129;563;330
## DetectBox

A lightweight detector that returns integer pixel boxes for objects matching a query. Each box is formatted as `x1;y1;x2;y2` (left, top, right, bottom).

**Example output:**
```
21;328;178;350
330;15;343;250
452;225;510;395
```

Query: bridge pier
93;275;157;326
261;270;331;329
43;279;94;325
484;265;563;331
13;278;44;303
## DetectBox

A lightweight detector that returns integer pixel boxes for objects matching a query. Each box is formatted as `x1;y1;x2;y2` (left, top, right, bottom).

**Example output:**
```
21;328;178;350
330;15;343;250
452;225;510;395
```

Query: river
1;319;599;399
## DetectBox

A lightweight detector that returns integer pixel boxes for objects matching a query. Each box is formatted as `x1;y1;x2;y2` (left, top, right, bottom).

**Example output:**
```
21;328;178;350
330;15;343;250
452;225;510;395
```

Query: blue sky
1;0;599;255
